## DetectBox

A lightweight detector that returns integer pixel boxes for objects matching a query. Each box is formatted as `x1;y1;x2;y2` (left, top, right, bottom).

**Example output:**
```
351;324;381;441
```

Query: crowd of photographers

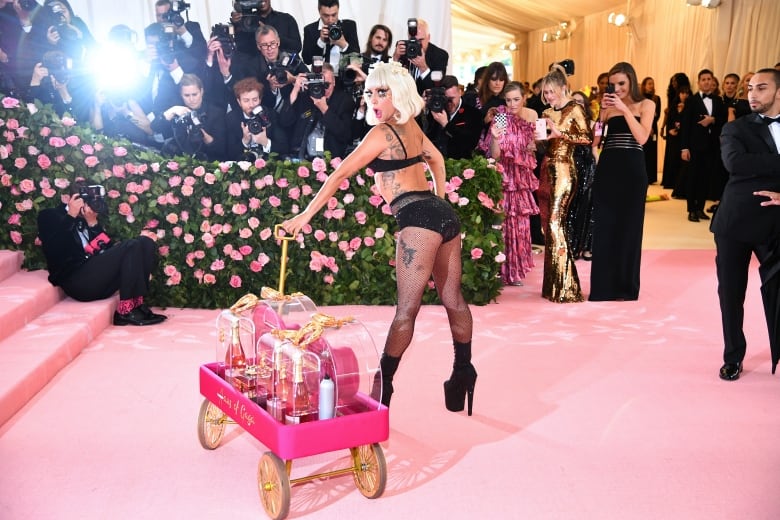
0;0;488;163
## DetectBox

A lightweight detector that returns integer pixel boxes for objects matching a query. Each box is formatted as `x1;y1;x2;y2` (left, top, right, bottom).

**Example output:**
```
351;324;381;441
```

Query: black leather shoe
696;210;710;220
113;308;165;326
688;212;699;222
137;303;167;321
719;362;743;381
707;203;719;213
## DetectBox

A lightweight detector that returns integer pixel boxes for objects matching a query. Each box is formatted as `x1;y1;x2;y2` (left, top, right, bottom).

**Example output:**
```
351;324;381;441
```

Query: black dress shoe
137;303;167;321
696;210;710;220
719;362;743;381
113;308;165;326
707;203;719;213
688;212;700;222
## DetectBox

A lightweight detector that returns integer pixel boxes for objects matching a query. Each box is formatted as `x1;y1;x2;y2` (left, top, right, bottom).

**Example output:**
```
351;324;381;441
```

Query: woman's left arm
621;98;652;145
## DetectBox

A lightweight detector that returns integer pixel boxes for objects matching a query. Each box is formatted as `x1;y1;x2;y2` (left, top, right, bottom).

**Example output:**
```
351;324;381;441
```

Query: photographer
20;0;95;71
226;77;288;160
422;75;482;160
151;73;226;161
252;24;308;111
145;0;206;65
301;0;359;74
37;182;166;326
229;0;300;57
285;62;354;160
0;0;36;91
27;49;89;120
392;18;448;95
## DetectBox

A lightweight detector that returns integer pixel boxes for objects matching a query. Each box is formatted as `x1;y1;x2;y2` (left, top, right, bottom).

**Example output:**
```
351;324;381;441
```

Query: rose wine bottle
225;321;247;391
285;352;314;424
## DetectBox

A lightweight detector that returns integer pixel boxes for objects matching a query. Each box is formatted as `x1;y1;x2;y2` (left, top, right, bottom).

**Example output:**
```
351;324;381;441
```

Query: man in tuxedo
225;77;288;160
680;69;727;222
712;68;780;381
392;18;448;94
230;0;300;56
423;75;482;159
301;0;359;75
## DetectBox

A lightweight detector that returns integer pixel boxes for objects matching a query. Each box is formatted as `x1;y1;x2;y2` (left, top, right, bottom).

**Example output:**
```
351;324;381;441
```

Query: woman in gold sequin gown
539;68;592;303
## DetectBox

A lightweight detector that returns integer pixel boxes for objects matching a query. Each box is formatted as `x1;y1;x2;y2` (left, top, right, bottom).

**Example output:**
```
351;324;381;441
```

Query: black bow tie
701;93;712;99
763;116;780;125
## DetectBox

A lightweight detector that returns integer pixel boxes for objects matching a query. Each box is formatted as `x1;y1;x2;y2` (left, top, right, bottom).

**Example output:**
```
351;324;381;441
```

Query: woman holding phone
589;62;654;301
486;81;539;286
538;67;592;303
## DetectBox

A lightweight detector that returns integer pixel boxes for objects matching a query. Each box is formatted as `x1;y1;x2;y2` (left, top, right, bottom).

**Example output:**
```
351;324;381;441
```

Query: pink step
0;250;23;283
0;297;115;427
0;270;63;340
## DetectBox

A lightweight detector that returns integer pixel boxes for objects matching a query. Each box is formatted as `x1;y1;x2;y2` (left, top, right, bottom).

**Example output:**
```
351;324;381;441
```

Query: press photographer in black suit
285;63;354;160
225;76;288;160
422;75;482;160
151;73;226;161
301;0;359;73
712;68;780;381
392;18;448;95
37;182;166;326
145;0;207;65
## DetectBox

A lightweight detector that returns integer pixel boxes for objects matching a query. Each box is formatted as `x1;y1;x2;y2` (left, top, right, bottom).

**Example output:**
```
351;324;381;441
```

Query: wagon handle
274;224;296;295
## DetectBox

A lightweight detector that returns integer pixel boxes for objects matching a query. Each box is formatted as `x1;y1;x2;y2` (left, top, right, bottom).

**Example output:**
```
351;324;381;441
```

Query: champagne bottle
225;321;247;391
285;352;313;424
267;342;286;422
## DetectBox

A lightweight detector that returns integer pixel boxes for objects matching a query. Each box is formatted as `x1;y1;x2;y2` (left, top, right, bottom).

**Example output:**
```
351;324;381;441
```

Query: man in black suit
423;75;482;160
147;0;207;64
230;0;301;56
301;0;359;75
225;76;289;160
680;68;727;222
284;63;355;160
392;18;448;94
712;68;780;381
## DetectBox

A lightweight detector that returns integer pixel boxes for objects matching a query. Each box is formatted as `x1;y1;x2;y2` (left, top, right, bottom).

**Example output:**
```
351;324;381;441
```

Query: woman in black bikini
282;62;476;416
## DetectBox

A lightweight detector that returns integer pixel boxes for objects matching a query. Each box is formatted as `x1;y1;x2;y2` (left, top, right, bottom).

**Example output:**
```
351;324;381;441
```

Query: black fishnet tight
383;228;473;359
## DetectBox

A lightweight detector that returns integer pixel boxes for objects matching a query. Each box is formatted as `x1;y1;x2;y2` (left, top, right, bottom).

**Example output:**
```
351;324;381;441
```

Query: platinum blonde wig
364;61;424;125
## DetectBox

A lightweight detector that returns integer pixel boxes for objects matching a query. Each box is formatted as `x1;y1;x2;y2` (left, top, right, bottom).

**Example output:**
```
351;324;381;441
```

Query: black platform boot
443;341;477;416
371;353;400;407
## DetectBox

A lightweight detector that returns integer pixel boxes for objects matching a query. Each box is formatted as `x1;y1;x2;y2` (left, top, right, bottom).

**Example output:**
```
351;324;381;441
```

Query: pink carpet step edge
0;250;23;284
0;270;63;340
0;298;114;428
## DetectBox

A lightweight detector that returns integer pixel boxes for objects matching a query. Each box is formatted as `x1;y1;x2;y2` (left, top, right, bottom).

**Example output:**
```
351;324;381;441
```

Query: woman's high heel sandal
443;364;477;416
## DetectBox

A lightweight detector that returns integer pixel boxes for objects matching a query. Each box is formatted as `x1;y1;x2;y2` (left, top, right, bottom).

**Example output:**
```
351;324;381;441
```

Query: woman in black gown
589;62;655;301
660;73;691;190
641;77;661;184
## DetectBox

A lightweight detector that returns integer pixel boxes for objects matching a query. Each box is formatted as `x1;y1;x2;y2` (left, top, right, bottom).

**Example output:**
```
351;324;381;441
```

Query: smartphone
494;112;507;129
605;84;616;95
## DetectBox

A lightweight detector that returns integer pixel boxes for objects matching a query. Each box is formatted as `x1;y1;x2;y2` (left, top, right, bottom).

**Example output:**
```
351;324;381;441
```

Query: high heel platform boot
443;341;477;416
371;353;400;407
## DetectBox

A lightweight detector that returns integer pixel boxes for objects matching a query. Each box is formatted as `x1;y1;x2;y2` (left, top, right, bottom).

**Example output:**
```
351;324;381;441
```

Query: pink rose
375;227;385;239
163;265;178;276
471;248;484;260
112;165;126;178
297;165;310;178
168;175;182;187
230;250;243;261
248;197;261;209
19;178;35;193
257;253;270;266
239;245;252;256
84;156;99;168
327;197;339;210
269;196;281;207
181;185;193;196
354;211;367;225
14;157;27;169
259;227;272;241
364;237;375;247
61;116;76;127
204;173;216;184
10;231;22;244
349;237;362;250
54;178;70;189
213;204;224;216
203;274;216;284
41;188;56;198
302;184;313;196
339;179;350;190
210;259;225;271
249;261;263;273
248;217;260;229
462;168;475;179
316;171;328;182
114;146;127;157
6;118;18;129
311;157;326;171
495;252;506;263
193;165;206;177
338;240;349;252
332;209;345;219
239;228;252;239
328;232;338;242
184;233;195;244
254;157;266;169
166;213;178;224
80;143;93;154
323;274;334;285
2;97;20;108
314;229;326;241
7;213;21;225
167;161;179;171
288;187;301;200
368;195;383;207
232;203;247;215
276;177;289;188
228;182;242;196
173;226;182;237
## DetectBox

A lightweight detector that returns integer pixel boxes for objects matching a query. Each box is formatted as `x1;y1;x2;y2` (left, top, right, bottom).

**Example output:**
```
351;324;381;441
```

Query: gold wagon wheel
257;452;291;520
196;399;227;450
350;443;387;499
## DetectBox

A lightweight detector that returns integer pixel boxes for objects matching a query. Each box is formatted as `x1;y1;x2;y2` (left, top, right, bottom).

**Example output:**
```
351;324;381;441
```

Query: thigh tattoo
399;238;417;267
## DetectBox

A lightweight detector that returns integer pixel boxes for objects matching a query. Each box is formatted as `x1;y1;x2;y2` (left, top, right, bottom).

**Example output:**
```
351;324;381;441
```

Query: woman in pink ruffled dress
483;81;539;285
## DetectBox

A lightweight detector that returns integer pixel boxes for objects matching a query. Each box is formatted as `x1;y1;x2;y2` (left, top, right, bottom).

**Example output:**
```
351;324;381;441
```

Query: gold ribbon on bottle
229;293;260;315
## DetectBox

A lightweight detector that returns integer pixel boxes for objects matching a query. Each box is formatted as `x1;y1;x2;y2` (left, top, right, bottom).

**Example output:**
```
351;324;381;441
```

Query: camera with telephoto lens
79;184;108;215
19;0;38;11
162;0;190;28
233;0;260;31
246;105;270;135
210;23;236;59
305;73;328;99
155;24;178;65
50;3;78;41
403;18;422;60
328;22;342;42
42;51;71;84
426;86;447;113
339;53;368;89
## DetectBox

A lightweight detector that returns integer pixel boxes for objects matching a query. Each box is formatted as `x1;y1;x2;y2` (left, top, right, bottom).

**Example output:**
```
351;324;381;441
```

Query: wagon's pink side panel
199;363;389;460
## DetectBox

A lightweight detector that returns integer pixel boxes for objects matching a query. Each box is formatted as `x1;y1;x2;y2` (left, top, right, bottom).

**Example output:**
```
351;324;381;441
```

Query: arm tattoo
399;237;417;267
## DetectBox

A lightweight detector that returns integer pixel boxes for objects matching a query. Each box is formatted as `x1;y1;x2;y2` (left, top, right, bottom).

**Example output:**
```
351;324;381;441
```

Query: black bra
367;123;424;172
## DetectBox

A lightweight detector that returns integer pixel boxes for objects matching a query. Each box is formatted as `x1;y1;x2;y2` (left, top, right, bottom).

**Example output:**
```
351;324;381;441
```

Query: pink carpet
1;250;778;519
